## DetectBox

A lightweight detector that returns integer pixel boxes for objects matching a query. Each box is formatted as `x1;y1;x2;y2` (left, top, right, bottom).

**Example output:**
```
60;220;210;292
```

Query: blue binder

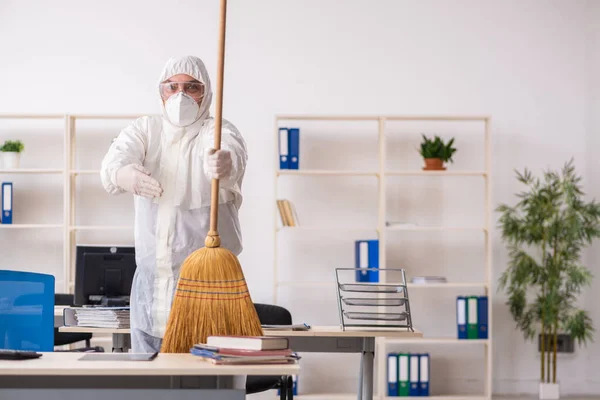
387;353;398;396
278;127;289;169
288;127;300;170
2;182;13;224
419;353;430;396
409;353;420;396
457;296;467;339
355;240;379;282
478;295;488;339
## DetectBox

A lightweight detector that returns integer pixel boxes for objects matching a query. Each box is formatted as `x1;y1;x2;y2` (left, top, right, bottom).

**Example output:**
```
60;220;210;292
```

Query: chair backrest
0;270;54;351
253;303;292;325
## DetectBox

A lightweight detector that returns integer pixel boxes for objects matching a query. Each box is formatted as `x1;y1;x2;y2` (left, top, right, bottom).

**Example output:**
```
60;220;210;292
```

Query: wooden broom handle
209;0;227;236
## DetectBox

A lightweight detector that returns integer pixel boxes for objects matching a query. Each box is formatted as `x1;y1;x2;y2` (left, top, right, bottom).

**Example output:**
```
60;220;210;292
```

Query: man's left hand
204;148;232;180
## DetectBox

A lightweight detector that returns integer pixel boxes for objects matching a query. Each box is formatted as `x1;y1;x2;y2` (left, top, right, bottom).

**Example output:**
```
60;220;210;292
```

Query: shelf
272;114;493;398
294;395;358;400
277;281;334;287
277;170;378;177
0;114;64;119
275;115;489;122
386;170;487;177
294;395;488;400
387;226;486;232
0;224;63;229
71;114;146;119
70;225;132;231
385;337;489;344
0;169;63;174
385;396;487;400
407;282;489;289
277;281;489;289
276;115;380;121
277;226;377;232
71;169;100;175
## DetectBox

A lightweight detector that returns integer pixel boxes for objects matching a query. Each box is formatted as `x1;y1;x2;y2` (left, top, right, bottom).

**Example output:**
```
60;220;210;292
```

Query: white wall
0;0;599;397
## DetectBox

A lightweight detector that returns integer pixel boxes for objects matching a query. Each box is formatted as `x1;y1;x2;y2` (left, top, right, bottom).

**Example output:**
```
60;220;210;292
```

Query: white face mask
164;92;201;127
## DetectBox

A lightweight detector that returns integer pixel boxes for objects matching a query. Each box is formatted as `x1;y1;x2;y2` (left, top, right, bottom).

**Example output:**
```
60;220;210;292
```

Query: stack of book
191;336;300;365
276;199;299;227
62;307;130;329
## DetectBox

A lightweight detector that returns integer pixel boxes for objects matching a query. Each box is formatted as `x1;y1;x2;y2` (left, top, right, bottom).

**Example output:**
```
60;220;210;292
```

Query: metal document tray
343;311;408;321
335;268;414;331
338;283;405;293
342;297;406;307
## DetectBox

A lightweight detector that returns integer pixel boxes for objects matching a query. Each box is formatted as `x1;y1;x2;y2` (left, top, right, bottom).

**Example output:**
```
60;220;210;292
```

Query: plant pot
423;158;445;171
1;152;21;169
539;382;560;399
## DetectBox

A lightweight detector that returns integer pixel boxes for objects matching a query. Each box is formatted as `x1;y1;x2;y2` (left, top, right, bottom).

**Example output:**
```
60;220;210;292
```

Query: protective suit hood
158;56;213;128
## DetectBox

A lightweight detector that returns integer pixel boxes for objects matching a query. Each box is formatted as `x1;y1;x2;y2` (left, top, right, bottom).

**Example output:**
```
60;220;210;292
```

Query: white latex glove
204;148;232;180
115;164;163;198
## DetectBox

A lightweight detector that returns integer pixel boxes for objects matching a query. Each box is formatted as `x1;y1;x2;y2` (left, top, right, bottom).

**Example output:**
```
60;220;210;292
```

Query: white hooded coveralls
100;56;247;348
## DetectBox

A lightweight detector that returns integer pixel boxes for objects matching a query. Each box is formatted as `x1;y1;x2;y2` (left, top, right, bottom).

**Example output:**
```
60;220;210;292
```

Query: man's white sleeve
100;117;148;195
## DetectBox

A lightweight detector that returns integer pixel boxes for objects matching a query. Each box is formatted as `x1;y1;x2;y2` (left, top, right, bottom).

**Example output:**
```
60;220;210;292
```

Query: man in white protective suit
100;55;247;353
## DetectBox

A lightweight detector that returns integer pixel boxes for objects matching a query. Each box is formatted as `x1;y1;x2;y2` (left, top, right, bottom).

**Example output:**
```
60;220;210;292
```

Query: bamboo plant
497;159;600;384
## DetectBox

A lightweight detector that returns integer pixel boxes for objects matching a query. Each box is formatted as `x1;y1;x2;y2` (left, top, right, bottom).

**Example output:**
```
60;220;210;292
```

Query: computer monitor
74;245;137;307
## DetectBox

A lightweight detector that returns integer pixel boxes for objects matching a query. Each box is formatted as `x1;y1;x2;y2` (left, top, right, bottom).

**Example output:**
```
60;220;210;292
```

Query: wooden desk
59;325;423;400
0;352;299;400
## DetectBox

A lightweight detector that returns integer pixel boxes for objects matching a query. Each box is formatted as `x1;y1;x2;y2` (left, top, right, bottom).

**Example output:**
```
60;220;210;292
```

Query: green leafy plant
497;158;600;385
0;140;24;152
419;134;456;162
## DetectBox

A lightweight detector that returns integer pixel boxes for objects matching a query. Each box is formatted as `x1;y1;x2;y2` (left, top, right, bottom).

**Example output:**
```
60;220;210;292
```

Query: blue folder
457;296;467;339
2;182;12;224
355;240;379;282
409;354;420;396
478;296;488;339
278;128;289;169
387;353;398;396
419;353;430;396
288;128;299;169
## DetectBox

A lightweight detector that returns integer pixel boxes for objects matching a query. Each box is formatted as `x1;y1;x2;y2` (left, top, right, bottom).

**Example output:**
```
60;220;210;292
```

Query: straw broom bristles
160;0;263;354
160;232;264;353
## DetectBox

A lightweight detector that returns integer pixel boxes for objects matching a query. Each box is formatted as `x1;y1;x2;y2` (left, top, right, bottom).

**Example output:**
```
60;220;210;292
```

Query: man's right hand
115;164;163;198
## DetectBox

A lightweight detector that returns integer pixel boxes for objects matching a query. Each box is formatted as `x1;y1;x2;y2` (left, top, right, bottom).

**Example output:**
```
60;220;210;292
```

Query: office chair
246;303;295;399
0;270;54;351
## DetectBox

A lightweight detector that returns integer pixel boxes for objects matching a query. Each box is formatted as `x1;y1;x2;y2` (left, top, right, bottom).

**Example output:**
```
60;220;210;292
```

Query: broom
160;0;264;353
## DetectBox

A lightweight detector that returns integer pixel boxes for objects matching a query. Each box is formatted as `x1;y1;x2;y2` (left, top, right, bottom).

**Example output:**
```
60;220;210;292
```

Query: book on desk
192;336;300;365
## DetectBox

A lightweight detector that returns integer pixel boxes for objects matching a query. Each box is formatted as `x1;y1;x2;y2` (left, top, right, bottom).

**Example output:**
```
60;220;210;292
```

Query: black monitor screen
74;245;136;306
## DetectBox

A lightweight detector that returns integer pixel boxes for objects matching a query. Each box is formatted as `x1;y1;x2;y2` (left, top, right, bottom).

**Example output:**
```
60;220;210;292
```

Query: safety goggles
159;81;205;100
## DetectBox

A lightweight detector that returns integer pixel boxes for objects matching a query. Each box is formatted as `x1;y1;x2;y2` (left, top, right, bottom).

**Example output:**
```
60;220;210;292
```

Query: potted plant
496;159;600;399
0;140;24;169
418;134;456;170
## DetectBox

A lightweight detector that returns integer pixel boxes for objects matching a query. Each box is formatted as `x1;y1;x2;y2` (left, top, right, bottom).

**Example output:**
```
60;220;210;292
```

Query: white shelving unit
273;115;492;400
0;114;143;293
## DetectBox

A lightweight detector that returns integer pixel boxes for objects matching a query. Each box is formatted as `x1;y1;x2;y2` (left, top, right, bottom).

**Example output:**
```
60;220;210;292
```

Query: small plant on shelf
0;140;24;152
496;158;600;399
0;140;24;169
418;134;456;171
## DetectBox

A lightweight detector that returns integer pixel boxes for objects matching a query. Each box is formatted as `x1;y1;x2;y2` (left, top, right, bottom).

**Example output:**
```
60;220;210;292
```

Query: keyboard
0;349;42;360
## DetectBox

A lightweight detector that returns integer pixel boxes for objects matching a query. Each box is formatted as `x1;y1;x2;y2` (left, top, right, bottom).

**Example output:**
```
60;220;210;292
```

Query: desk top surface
59;325;423;338
0;353;300;376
